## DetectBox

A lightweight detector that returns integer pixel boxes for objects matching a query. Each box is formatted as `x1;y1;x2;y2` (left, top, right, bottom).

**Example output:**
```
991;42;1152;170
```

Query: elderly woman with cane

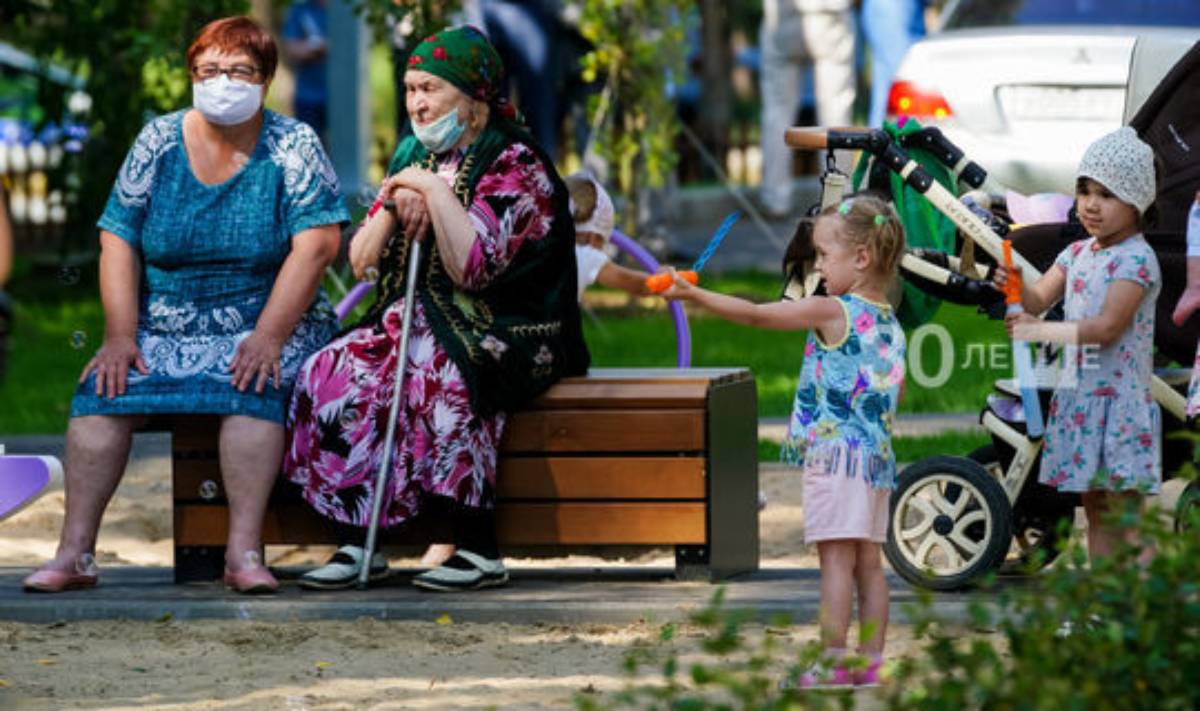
22;16;347;594
283;26;589;592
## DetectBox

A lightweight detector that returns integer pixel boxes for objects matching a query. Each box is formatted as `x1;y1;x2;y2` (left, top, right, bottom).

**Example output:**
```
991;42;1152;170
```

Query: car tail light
887;80;953;120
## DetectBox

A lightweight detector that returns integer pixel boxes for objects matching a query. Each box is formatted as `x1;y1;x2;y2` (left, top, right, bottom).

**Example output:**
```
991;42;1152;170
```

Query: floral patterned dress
283;143;558;528
1039;236;1161;493
72;110;347;423
782;294;906;543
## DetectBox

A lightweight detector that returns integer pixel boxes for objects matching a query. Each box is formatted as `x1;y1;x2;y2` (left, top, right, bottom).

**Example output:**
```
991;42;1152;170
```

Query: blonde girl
664;194;907;689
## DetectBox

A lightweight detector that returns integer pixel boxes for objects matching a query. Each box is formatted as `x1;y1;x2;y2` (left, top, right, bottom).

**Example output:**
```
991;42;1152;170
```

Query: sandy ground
0;457;1009;710
1;449;1187;709
0;459;852;710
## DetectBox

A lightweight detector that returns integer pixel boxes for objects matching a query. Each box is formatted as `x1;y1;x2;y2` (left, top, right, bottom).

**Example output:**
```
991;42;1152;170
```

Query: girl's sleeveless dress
1039;236;1161;493
782;293;906;543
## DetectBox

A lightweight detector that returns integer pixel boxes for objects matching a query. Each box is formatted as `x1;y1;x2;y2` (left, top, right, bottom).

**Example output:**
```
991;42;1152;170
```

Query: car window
944;0;1200;29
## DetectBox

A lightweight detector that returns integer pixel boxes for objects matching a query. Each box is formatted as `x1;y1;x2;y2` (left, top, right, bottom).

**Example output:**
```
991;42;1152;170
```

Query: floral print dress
283;142;557;528
1039;236;1161;493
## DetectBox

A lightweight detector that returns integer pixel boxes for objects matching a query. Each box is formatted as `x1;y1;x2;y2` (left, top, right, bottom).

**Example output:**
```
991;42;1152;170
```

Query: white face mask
193;74;262;126
412;107;467;154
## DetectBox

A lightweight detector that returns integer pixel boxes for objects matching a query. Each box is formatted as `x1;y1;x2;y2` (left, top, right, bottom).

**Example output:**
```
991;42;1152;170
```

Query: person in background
565;171;652;299
282;0;330;140
861;0;926;129
0;185;11;288
467;0;566;160
758;0;856;219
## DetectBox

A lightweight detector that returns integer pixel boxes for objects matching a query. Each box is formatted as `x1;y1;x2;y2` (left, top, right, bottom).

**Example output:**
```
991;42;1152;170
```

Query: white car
886;0;1200;194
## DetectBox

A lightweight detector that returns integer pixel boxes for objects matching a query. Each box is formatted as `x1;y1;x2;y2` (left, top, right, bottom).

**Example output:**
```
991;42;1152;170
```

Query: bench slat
173;456;707;502
503;409;705;452
522;382;709;409
175;501;706;546
168;409;709;455
497;457;705;499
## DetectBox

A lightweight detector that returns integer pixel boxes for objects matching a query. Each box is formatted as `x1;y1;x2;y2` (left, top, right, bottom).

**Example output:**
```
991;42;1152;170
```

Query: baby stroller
783;38;1200;590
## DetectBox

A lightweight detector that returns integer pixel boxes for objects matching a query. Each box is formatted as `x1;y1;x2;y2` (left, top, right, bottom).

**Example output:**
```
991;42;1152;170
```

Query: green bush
884;476;1200;711
579;472;1200;709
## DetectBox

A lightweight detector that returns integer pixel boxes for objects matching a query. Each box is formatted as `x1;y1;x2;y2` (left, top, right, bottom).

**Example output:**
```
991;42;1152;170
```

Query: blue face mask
412;107;467;154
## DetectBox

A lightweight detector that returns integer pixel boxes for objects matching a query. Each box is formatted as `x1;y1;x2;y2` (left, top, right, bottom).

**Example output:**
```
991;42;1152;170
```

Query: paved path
0;566;990;625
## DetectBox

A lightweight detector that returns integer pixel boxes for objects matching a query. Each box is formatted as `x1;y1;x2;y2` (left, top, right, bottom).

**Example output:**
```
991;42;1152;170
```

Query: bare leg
218;415;284;571
420;543;456;567
1082;490;1147;565
43;415;140;569
817;540;857;649
854;540;889;656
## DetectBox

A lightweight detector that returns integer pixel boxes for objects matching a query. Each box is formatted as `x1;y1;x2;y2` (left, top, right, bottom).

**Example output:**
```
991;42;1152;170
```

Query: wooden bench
168;367;759;583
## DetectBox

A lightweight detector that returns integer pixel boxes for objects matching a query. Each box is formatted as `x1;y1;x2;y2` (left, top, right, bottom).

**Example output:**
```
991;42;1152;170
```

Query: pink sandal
23;553;99;593
223;550;278;594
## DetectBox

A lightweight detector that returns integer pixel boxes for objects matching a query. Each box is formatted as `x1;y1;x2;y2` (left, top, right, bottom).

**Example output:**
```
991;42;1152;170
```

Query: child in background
1171;190;1200;418
994;127;1161;566
564;172;651;298
663;194;907;690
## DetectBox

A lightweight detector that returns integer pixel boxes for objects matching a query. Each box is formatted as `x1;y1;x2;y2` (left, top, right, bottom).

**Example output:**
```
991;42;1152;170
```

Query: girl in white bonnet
565;172;652;298
993;126;1162;568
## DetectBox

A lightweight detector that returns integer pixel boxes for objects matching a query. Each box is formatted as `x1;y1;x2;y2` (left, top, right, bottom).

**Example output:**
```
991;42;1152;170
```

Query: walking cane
358;231;423;589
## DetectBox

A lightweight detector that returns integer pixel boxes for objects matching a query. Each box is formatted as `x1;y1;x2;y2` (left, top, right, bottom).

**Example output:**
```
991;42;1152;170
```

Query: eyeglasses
192;64;261;82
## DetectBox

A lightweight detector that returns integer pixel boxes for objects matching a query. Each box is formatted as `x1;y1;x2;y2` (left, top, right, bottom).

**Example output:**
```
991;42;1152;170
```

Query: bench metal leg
175;545;226;584
704;377;760;581
674;544;712;581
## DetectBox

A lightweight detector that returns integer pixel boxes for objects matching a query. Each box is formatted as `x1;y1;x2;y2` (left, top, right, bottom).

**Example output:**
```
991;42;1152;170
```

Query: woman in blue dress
23;16;348;594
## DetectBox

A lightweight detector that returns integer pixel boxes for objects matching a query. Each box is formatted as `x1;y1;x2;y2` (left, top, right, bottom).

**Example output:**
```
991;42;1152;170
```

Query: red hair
186;16;278;79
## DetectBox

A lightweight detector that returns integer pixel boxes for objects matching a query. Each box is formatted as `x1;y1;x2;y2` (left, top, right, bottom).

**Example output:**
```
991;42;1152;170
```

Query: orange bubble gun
646;211;741;294
1002;239;1044;437
1001;240;1022;306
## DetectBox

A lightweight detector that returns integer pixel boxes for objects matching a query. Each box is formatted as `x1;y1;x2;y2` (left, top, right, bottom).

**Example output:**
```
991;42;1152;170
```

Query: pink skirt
802;465;892;544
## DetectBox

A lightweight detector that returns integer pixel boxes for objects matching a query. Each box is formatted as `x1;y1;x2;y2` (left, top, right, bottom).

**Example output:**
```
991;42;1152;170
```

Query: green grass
758;430;992;465
0;267;1008;433
1;263;104;433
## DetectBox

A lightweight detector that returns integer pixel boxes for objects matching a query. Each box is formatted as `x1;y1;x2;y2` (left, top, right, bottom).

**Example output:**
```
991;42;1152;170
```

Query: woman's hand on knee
229;330;284;394
81;335;148;399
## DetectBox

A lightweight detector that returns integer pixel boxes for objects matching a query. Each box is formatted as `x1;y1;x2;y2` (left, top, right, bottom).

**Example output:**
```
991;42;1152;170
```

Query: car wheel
885;455;1012;591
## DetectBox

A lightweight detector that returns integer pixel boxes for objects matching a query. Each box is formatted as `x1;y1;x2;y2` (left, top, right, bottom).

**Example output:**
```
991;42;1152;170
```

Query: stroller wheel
1176;480;1200;534
885;456;1012;591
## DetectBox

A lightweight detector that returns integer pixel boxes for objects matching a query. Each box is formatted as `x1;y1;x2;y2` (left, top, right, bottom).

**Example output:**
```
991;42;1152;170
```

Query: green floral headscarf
407;26;505;105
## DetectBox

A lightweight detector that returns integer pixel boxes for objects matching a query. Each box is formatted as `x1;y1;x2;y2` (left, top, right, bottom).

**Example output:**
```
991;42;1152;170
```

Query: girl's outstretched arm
596;262;652;297
663;269;844;337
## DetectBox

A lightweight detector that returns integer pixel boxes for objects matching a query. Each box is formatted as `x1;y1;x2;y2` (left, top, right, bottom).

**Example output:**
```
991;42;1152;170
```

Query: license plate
998;85;1125;121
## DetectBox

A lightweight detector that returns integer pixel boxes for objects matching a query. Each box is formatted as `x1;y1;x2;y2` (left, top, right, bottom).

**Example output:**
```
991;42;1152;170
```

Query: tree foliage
577;0;689;230
1;1;249;249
